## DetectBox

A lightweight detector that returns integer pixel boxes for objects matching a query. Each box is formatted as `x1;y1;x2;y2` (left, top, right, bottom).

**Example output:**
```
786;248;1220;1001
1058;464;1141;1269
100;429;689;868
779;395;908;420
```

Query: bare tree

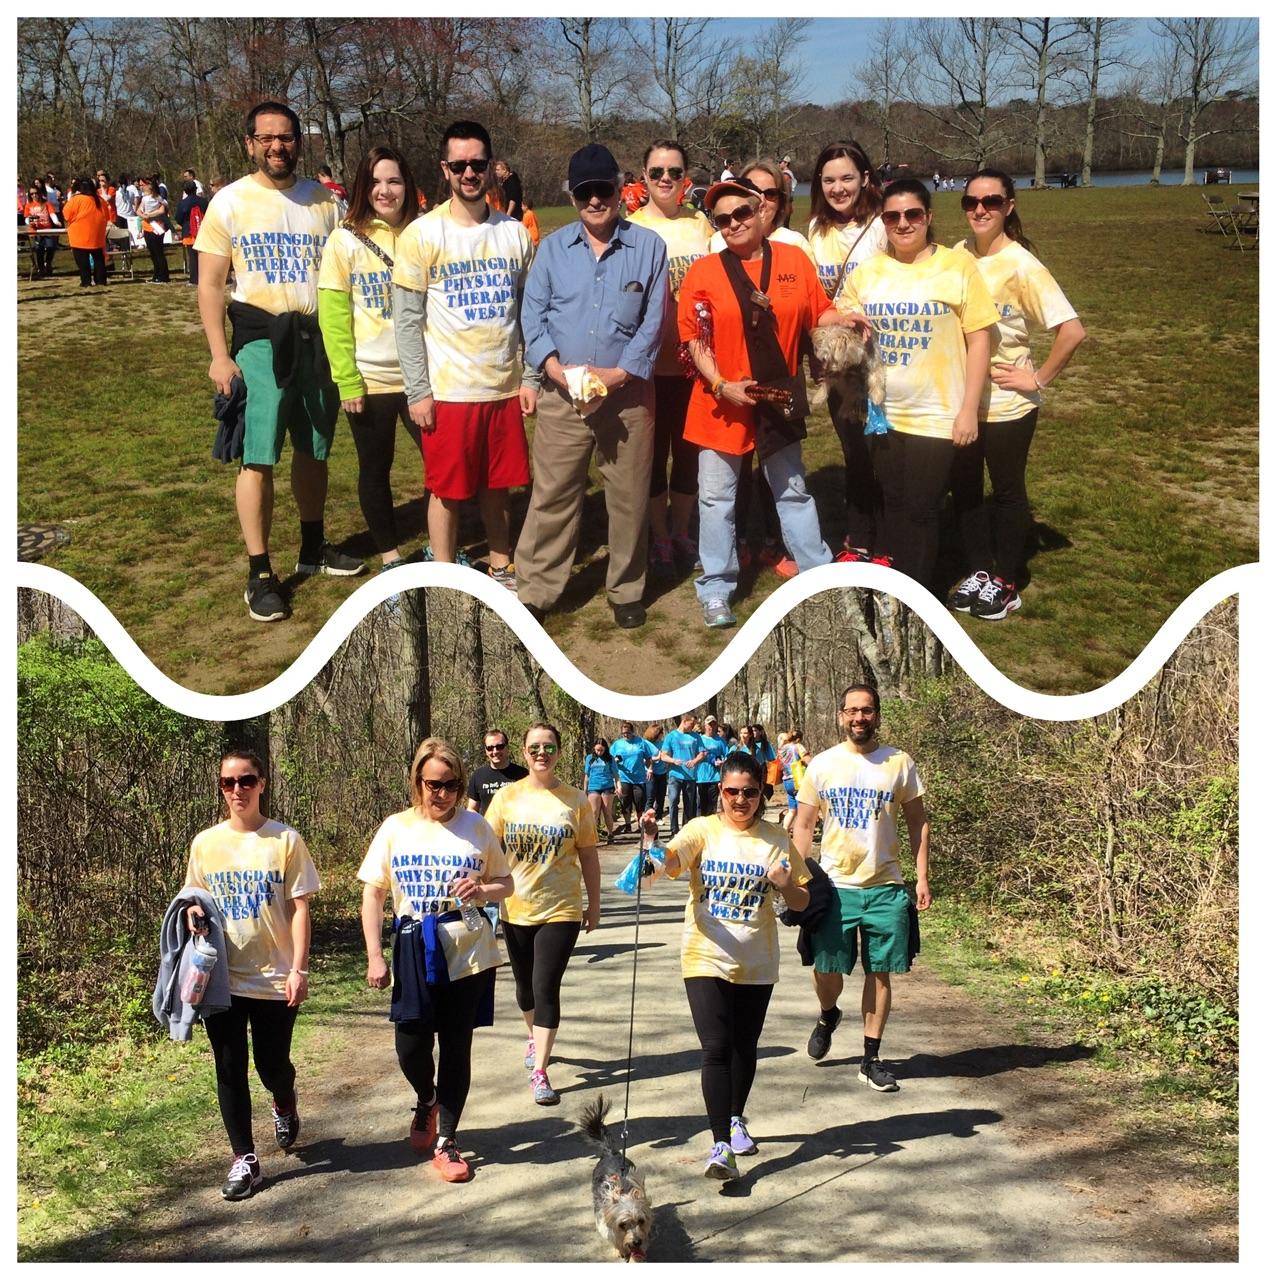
999;18;1089;187
1118;53;1182;185
552;17;629;141
1075;17;1131;187
726;18;813;160
854;20;917;167
1154;17;1257;184
624;17;718;138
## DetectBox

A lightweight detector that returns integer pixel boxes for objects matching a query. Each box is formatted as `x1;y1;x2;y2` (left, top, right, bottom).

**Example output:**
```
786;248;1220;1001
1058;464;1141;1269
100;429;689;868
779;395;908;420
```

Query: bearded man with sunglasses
392;120;536;585
197;100;365;625
518;143;668;628
791;683;932;1094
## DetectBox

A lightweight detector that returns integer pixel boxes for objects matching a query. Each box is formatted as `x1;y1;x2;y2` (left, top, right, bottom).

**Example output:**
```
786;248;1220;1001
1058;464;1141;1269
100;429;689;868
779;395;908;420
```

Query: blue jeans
695;442;830;603
666;775;697;835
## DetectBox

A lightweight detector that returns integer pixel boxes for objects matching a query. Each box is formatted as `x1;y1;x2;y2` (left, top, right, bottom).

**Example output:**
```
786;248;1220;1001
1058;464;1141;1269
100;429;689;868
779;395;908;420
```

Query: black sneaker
858;1058;900;1092
295;542;367;577
221;1152;263;1200
948;571;990;612
272;1101;300;1150
971;575;1021;621
245;572;289;622
806;1006;842;1060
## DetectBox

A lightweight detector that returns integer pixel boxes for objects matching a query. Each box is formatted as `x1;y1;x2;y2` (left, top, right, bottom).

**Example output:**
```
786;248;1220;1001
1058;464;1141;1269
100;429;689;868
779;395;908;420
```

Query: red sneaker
835;544;871;564
432;1140;472;1182
410;1100;438;1151
773;557;799;578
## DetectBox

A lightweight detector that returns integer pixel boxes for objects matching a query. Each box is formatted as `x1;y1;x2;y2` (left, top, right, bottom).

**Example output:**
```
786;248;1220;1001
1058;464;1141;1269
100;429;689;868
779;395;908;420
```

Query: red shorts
424;397;530;500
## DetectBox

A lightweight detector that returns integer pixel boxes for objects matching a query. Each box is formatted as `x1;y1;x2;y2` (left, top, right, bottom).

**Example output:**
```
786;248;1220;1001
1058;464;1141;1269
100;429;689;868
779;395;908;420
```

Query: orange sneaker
773;557;799;578
409;1100;437;1151
432;1140;472;1182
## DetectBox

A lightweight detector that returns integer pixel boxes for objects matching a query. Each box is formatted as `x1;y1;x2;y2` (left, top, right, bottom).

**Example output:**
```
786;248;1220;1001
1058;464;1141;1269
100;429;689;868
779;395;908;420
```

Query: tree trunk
404;589;432;758
1081;20;1102;186
1182;104;1199;184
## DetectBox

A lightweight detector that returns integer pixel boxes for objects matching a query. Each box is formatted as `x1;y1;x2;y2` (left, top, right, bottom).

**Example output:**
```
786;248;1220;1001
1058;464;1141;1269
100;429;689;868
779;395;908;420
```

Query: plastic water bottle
453;876;485;931
180;934;218;1004
771;858;790;919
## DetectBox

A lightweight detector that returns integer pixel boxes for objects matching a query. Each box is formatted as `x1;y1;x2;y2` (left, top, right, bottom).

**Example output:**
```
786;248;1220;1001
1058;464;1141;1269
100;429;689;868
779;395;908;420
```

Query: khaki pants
516;379;654;610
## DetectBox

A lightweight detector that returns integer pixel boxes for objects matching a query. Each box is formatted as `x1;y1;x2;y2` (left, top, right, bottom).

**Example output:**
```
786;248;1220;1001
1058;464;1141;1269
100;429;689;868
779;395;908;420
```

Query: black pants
829;381;882;549
684;977;774;1144
34;239;57;274
394;971;486;1142
346;392;422;554
871;431;956;586
503;919;581;1028
72;246;107;287
734;450;782;545
143;231;170;281
649;375;699;499
184;243;200;285
203;995;299;1156
697;781;720;816
617;781;647;825
950;408;1039;585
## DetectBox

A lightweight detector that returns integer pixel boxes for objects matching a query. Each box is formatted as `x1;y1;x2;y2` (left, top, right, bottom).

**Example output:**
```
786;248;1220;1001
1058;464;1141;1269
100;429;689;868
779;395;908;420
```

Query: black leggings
649;375;699;499
143;230;170;281
346;392;423;554
871;430;957;586
950;409;1039;585
394;970;486;1142
503;919;581;1028
185;243;200;285
734;450;782;545
697;781;720;816
829;381;882;549
203;995;299;1155
684;977;774;1144
72;246;107;287
617;781;646;823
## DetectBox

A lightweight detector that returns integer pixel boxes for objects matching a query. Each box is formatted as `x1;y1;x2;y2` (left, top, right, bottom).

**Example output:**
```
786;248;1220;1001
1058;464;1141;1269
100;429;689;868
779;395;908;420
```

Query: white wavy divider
17;559;1255;723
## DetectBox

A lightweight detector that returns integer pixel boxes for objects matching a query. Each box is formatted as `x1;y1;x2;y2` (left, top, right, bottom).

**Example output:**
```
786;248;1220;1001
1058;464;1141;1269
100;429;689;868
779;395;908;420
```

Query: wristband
711;377;726;399
1033;372;1046;391
290;968;309;976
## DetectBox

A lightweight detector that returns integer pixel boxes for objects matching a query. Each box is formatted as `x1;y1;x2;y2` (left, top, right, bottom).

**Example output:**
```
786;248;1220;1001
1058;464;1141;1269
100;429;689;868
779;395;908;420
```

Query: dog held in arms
808;322;887;414
579;1094;654;1262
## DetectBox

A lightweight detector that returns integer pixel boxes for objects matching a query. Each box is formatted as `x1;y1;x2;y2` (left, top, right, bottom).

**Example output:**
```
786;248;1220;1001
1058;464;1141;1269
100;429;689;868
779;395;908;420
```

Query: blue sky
721;17;1260;107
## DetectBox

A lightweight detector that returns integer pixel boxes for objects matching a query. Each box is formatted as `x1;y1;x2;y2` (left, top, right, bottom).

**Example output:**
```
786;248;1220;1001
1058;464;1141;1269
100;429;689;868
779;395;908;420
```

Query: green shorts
812;884;910;975
239;337;338;466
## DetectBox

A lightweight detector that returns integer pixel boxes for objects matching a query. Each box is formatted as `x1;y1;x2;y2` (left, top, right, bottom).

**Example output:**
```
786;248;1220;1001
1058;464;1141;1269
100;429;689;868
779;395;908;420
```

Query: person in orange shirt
677;175;868;629
63;177;109;287
22;182;61;277
521;202;540;247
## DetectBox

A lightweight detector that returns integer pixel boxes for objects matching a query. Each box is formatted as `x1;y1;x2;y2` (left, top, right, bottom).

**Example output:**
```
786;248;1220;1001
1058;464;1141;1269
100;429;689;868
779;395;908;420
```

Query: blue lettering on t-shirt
206;867;285;921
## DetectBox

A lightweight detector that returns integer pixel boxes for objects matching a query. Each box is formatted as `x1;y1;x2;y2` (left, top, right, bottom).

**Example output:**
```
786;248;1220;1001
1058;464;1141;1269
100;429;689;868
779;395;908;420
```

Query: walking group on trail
155;683;931;1200
185;98;1084;631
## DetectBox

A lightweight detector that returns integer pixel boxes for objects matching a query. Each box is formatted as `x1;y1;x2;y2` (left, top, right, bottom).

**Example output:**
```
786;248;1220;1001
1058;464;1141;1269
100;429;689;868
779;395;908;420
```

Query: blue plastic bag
615;846;665;893
864;398;892;436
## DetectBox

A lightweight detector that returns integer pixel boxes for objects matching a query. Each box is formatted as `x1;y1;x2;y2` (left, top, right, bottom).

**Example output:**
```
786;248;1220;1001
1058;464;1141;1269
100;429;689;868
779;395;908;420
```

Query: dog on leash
578;1094;654;1262
808;323;887;413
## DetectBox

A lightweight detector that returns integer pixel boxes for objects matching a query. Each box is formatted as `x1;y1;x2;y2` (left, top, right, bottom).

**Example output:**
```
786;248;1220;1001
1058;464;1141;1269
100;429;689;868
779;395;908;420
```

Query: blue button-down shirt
522;216;668;382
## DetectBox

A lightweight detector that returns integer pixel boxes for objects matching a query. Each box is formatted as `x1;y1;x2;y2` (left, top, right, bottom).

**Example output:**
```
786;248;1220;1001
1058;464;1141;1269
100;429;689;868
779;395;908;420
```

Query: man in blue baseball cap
517;143;668;629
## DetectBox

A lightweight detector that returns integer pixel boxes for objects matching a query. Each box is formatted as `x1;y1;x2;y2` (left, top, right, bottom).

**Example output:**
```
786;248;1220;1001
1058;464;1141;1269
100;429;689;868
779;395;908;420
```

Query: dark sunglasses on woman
647;166;684;181
712;202;756;230
419;777;462;795
881;207;927;226
960;194;1009;212
218;774;260;791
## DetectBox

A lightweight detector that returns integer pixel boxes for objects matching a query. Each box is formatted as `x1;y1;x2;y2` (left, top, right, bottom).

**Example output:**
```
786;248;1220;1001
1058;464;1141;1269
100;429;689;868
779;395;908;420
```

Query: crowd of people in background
25;98;1085;626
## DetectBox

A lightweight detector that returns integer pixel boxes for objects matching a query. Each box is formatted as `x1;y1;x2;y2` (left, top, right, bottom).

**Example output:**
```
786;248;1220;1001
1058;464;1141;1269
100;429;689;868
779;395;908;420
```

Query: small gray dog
808;323;887;413
579;1094;654;1262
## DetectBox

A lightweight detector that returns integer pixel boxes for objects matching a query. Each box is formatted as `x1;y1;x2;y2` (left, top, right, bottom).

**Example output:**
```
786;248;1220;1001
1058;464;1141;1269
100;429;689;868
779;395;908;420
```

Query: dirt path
100;847;1234;1264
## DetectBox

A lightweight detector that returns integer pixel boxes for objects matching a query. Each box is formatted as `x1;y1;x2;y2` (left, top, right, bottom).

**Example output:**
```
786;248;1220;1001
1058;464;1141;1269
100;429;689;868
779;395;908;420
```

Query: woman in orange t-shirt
22;183;61;277
676;176;868;629
63;177;109;287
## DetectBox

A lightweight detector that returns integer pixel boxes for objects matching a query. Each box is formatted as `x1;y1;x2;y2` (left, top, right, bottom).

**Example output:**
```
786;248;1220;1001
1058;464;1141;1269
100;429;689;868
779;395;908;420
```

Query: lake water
792;168;1259;196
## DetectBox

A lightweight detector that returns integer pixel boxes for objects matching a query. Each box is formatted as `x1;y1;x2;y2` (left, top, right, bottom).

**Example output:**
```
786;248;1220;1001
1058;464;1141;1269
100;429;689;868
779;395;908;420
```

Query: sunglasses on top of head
711;202;756;230
961;193;1008;212
881;207;927;227
445;158;489;175
647;165;684;181
219;773;260;792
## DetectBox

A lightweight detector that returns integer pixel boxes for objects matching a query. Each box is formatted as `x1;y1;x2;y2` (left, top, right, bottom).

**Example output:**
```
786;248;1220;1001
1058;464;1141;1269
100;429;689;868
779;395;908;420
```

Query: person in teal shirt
583;738;619;843
751;723;778;802
610;721;657;836
696;714;729;815
659;712;705;837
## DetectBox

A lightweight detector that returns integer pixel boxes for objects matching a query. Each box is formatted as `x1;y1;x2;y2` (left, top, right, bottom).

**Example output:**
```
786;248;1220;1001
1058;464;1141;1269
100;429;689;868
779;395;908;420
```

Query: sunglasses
527;742;559;756
881;207;927;226
711;202;756;230
484;743;508;752
722;785;761;799
574;180;616;203
756;186;783;201
961;193;1009;212
445;158;488;175
419;777;462;795
647;166;684;181
219;774;260;792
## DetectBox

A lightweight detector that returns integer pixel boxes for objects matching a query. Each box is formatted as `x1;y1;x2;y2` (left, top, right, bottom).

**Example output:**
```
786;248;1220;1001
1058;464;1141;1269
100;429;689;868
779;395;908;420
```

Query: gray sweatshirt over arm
392;282;431;404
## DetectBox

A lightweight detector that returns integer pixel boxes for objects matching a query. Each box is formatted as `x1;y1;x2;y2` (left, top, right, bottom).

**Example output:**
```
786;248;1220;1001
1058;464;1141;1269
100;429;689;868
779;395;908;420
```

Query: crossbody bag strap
829;218;875;301
347;226;394;270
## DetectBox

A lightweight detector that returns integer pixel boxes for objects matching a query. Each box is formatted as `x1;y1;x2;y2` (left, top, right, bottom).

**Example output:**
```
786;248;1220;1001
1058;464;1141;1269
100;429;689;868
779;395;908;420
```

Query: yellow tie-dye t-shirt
628;203;713;376
486;779;595;925
184;819;321;999
837;244;1000;439
318;220;405;394
665;815;810;984
808;215;888;298
193;175;338;315
796;743;923;889
954;238;1079;423
390;204;533;402
357;807;510;981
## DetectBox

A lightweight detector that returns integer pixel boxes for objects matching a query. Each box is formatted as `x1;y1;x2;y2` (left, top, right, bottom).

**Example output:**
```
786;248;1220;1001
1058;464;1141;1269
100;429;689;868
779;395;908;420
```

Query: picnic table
17;226;68;280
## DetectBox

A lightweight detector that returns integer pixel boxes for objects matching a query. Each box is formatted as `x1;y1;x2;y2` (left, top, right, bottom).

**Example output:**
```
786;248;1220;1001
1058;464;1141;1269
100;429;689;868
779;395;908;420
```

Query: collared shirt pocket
613;282;645;336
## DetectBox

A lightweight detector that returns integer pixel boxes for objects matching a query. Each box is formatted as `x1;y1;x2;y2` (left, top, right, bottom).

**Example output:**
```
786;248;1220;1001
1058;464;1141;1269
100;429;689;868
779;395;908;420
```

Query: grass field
17;185;1258;695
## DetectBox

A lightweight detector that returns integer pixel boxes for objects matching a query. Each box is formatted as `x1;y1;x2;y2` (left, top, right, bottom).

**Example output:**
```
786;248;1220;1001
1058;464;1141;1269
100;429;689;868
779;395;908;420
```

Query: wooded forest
18;586;1237;1066
17;17;1258;203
